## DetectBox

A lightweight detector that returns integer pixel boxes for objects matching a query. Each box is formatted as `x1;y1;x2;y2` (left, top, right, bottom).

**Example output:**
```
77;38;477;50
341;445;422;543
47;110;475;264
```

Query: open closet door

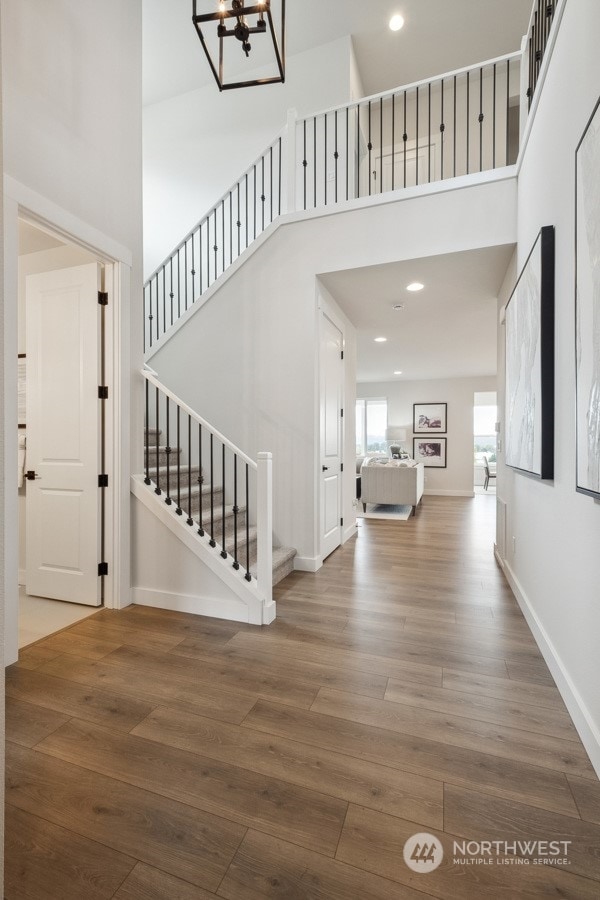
25;263;103;605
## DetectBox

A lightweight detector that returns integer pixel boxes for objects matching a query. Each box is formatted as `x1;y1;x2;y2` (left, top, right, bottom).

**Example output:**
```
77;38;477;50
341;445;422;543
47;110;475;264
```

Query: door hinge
340;517;344;527
341;463;344;472
98;474;109;488
98;562;108;576
98;386;109;400
340;408;344;418
341;350;344;360
98;291;108;306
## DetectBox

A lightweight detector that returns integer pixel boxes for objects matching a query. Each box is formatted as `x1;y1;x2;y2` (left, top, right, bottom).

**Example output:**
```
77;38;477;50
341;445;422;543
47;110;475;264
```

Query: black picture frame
413;437;447;468
413;403;447;434
504;225;555;480
575;95;600;500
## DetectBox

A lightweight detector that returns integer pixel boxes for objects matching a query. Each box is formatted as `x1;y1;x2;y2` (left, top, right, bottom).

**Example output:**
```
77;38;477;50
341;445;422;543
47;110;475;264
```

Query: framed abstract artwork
413;437;447;468
413;403;447;433
576;96;600;499
504;226;555;479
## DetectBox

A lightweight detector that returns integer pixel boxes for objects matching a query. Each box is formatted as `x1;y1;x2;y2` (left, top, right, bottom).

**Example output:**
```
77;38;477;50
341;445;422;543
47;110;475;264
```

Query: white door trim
3;184;133;663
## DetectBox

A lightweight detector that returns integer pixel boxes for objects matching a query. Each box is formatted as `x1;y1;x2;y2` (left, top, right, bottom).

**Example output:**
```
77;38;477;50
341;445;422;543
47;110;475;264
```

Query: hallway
5;496;600;898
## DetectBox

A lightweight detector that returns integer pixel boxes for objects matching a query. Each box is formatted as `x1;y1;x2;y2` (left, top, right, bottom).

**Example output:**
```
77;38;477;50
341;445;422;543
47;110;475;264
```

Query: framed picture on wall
504;225;555;479
576;95;600;500
413;437;447;468
413;403;447;433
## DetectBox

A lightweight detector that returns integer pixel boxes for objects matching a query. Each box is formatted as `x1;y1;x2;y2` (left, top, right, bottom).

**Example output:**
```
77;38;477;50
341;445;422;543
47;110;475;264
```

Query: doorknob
322;466;329;471
25;470;40;480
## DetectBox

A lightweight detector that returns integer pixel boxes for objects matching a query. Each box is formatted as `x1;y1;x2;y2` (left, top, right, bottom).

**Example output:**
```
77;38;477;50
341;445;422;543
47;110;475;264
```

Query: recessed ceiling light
393;303;405;310
406;282;424;292
394;370;403;375
374;337;387;343
389;14;404;32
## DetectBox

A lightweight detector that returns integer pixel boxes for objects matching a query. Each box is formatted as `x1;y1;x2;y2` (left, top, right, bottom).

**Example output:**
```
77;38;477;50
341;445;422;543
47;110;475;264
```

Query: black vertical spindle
154;388;161;495
245;464;251;581
345;106;349;201
324;113;328;206
506;58;510;165
165;398;172;505
428;82;432;183
245;172;249;247
379;97;383;194
144;380;151;484
187;415;193;526
479;67;484;172
493;64;497;169
197;424;204;537
159;273;163;339
278;137;282;216
391;93;396;191
403;90;407;188
175;405;182;515
269;144;273;223
415;86;419;186
148;282;153;350
356;104;360;198
368;100;372;195
313;116;317;208
206;213;210;287
261;156;265;231
199;222;204;294
466;71;470;175
229;192;233;266
176;249;181;320
221;199;225;275
303;118;307;210
233;454;239;569
191;231;195;303
221;444;227;558
209;434;216;547
237;183;241;257
453;75;457;177
440;79;445;180
253;165;257;240
334;110;339;203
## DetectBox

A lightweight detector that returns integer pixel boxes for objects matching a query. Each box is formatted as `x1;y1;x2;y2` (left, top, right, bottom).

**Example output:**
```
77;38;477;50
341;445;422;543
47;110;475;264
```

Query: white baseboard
424;489;475;497
495;549;600;780
294;555;323;573
343;521;358;544
132;586;253;624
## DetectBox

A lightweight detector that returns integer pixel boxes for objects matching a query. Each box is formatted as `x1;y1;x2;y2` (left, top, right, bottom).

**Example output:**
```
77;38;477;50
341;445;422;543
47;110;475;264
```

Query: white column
256;451;273;611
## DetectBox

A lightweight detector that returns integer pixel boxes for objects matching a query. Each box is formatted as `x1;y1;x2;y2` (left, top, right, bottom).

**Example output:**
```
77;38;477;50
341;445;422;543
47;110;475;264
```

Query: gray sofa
360;458;425;516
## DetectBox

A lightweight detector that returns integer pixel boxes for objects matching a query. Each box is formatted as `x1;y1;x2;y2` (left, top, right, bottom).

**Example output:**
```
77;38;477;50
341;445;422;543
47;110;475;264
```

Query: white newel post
257;452;273;614
284;107;298;214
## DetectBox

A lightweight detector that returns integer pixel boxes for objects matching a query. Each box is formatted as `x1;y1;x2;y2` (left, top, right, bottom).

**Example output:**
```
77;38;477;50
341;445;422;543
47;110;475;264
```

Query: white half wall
497;0;600;775
143;37;358;276
149;176;516;564
358;375;497;496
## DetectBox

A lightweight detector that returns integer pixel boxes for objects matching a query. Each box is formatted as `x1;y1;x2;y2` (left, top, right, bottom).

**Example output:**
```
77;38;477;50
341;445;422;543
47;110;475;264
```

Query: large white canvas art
505;227;554;479
576;97;600;499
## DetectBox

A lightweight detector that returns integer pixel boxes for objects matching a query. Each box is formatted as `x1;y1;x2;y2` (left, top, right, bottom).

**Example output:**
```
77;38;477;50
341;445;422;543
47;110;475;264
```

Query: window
356;398;388;455
474;403;497;463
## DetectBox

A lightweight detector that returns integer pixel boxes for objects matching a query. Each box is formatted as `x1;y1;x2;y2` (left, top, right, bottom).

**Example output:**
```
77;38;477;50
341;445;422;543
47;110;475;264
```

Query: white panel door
320;312;344;560
26;264;102;605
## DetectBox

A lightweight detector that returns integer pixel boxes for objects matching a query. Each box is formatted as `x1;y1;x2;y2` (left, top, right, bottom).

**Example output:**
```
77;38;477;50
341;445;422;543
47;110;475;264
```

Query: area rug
357;503;413;521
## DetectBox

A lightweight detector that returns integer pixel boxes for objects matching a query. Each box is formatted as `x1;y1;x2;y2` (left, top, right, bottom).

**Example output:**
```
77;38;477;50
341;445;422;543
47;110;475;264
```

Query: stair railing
142;368;273;603
144;51;525;350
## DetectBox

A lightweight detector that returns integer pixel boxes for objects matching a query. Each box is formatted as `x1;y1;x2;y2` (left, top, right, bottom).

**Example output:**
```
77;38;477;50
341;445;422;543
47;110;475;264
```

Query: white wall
143;37;358;276
358;376;497;496
497;0;600;774
2;0;144;664
149;176;516;566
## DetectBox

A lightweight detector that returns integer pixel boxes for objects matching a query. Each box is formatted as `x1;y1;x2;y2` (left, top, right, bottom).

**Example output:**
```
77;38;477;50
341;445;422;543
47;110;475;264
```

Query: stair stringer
131;474;276;625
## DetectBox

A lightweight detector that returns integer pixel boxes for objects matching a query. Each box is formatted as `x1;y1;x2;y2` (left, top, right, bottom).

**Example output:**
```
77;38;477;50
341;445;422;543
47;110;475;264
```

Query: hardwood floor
5;495;600;898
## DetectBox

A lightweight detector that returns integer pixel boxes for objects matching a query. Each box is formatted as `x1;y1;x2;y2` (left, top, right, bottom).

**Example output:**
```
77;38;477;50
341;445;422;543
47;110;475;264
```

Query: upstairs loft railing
526;0;558;110
144;48;534;350
142;368;273;602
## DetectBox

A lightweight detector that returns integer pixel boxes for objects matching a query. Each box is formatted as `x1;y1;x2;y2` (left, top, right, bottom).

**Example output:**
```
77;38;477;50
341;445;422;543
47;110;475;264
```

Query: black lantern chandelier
192;0;286;91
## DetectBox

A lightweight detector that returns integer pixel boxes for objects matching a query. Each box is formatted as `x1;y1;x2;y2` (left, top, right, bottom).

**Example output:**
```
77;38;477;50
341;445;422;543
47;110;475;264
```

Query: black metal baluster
176;248;181;320
143;285;147;353
245;172;249;247
428;82;432;183
154;278;159;344
368;100;372;195
148;282;153;350
345;106;349;201
197;424;204;537
379;97;383;193
229;192;233;266
493;64;497;169
170;257;174;327
184;243;188;312
245;464;251;581
278;137;282;216
213;208;218;279
187;415;193;525
154;387;161;495
415;85;419;185
391;93;396;191
528;29;534;110
221;444;227;558
209;434;216;547
466;70;470;174
163;267;168;330
144;380;151;484
313;116;317;208
261;156;265;231
440;78;445;180
206;213;210;287
165;397;172;505
403;90;407;187
232;454;239;569
303;118;307;210
479;67;484;172
237;182;241;257
158;273;163;340
253;164;257;240
324;113;328;206
269;144;273;223
221;199;225;275
191;231;195;302
199;221;204;295
453;75;457;177
175;405;182;514
356;104;361;198
506;58;510;165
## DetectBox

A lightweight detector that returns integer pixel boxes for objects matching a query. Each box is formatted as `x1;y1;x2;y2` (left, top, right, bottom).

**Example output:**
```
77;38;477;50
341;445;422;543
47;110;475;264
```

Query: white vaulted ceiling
143;0;532;106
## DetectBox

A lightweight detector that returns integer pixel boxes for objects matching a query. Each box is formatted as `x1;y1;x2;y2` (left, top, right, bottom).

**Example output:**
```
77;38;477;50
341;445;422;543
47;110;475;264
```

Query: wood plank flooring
5;495;600;898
